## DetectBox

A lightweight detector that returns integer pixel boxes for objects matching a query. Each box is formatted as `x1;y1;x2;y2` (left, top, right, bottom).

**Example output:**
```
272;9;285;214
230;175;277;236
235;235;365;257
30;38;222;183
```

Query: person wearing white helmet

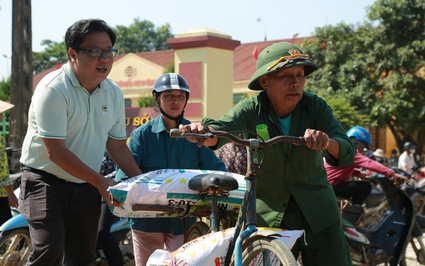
115;73;226;266
398;141;418;175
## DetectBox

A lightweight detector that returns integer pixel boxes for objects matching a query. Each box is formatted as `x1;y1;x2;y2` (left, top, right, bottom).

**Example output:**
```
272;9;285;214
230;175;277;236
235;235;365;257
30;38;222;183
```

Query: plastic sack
109;169;246;218
147;227;304;266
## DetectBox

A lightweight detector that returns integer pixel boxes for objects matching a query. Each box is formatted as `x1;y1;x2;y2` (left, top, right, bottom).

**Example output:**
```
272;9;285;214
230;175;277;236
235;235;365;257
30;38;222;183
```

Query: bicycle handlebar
169;128;306;147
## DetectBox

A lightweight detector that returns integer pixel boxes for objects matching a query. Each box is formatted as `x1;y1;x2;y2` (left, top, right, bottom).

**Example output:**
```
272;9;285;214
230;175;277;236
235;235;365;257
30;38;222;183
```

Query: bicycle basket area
109;169;246;218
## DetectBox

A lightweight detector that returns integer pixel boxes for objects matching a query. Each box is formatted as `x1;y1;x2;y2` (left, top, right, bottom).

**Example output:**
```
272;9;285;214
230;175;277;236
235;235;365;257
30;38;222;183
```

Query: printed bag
147;227;304;266
109;169;246;218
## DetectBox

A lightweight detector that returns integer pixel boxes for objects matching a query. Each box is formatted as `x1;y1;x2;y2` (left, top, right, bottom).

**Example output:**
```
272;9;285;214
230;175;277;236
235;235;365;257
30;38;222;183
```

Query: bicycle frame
225;139;259;266
170;128;305;266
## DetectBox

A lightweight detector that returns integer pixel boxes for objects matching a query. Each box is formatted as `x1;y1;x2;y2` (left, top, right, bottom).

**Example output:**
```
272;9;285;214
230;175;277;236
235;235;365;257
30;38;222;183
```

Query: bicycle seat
189;173;239;193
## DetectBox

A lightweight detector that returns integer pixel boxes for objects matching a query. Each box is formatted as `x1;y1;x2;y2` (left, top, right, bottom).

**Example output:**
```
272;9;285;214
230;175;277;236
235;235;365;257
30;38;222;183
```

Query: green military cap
248;42;318;90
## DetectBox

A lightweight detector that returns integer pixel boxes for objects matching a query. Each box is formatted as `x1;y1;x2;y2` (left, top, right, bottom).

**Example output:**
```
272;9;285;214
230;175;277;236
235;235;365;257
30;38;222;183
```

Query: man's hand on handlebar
179;123;219;148
303;128;330;151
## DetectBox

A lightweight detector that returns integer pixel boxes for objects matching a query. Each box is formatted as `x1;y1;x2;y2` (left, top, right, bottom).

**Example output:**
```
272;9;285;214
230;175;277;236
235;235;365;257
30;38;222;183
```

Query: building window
233;93;248;104
124;99;132;107
233;94;243;104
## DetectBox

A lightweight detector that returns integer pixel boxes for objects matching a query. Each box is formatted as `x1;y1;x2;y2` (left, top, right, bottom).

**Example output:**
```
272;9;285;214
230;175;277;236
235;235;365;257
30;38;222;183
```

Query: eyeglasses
78;48;119;58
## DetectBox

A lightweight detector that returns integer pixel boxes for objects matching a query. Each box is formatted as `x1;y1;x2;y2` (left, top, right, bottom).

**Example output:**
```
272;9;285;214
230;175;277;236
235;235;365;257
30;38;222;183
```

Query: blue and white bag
109;169;246;218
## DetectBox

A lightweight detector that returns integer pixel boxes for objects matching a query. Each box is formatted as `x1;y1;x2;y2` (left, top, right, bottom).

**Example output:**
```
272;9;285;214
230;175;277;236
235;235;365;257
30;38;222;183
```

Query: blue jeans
20;169;101;266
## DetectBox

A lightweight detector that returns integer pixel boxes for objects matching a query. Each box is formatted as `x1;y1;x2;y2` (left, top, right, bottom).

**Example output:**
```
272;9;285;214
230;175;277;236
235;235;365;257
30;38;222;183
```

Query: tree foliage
367;0;425;153
32;40;67;74
303;0;425;154
113;18;174;54
0;77;11;101
310;87;370;131
32;18;174;74
138;94;155;108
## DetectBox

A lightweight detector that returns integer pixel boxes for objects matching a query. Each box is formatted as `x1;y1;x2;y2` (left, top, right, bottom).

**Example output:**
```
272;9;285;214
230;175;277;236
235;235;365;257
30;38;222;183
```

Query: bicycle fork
233;177;258;266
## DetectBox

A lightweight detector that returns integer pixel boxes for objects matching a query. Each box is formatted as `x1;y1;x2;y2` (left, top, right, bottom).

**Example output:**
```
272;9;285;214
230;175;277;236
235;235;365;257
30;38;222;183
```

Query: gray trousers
20;169;101;266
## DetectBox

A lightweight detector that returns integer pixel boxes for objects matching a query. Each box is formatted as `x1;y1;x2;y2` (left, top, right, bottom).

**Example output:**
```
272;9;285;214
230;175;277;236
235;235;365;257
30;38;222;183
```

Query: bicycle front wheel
235;237;297;266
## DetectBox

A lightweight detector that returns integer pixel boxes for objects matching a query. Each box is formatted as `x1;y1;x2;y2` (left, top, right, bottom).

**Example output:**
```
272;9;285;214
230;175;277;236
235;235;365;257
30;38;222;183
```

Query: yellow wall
108;53;164;106
174;47;233;120
385;127;398;156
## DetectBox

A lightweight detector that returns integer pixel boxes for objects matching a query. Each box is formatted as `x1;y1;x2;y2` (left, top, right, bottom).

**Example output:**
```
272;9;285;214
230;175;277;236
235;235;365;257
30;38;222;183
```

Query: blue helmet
346;126;372;149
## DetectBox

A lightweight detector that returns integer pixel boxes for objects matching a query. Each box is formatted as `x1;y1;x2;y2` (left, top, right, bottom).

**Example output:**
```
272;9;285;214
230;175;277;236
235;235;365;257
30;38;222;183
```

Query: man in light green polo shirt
19;19;142;265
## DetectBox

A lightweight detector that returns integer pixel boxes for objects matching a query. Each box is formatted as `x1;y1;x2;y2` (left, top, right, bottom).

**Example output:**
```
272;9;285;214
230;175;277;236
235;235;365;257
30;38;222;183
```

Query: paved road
404;241;423;266
375;240;423;266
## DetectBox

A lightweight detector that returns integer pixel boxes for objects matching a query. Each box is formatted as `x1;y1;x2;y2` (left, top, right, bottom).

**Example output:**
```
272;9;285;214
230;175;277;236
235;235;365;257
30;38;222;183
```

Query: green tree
32;40;67;74
0;77;12;145
0;77;11;101
310;87;370;131
163;62;175;74
367;0;425;154
138;94;155;108
114;18;174;54
303;0;425;154
303;23;375;129
32;19;174;74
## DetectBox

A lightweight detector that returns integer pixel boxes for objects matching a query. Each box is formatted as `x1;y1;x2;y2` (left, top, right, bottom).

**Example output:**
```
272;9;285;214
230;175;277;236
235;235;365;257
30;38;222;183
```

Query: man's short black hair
65;19;116;59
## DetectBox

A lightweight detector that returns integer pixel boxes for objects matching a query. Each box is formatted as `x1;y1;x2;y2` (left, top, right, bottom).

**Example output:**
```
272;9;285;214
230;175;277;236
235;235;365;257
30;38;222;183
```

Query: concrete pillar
168;29;240;121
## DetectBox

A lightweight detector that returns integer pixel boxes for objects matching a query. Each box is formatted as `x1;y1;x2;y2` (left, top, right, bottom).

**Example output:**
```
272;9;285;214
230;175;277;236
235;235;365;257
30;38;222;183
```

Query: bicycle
166;128;306;266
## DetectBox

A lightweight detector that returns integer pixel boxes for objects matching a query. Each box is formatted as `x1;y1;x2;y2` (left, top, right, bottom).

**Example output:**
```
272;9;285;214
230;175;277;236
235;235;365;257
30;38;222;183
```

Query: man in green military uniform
180;42;356;265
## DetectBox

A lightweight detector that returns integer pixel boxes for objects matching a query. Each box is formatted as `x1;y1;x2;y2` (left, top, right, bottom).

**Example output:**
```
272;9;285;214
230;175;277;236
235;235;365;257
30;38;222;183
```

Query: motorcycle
398;168;425;264
0;205;133;265
341;174;423;265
